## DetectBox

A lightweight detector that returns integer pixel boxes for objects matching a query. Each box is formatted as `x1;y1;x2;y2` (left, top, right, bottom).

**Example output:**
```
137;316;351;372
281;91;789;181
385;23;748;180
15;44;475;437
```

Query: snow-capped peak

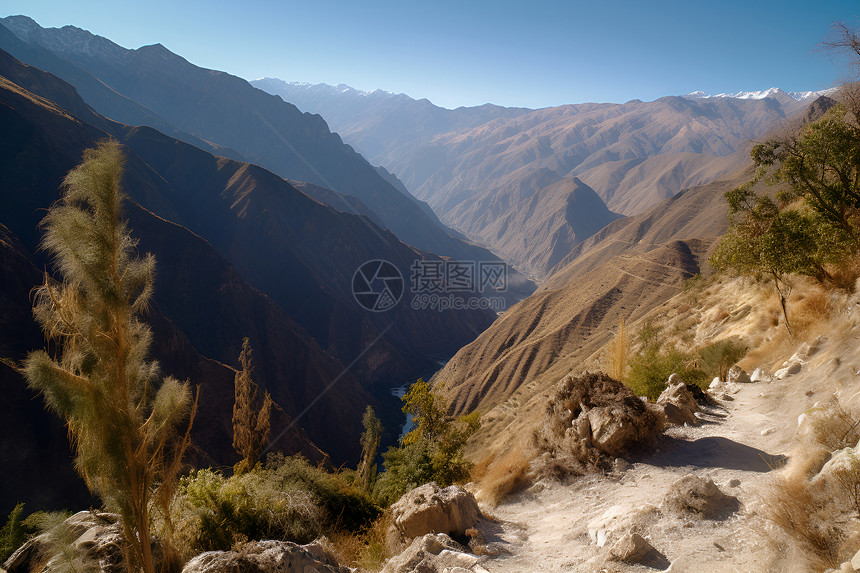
683;87;836;102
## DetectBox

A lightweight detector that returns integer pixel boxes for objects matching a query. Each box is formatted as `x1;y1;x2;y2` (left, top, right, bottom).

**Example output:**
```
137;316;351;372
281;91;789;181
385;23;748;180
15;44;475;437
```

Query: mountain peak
683;87;836;102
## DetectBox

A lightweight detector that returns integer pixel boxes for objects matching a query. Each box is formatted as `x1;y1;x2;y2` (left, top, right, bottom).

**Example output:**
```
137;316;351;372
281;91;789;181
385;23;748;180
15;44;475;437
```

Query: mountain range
0;15;533;301
256;79;819;279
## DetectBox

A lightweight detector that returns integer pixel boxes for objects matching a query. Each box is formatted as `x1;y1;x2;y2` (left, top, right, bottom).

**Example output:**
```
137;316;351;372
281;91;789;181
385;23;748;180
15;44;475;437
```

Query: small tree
232;337;273;475
374;379;479;504
710;177;850;334
23;140;196;573
356;406;383;492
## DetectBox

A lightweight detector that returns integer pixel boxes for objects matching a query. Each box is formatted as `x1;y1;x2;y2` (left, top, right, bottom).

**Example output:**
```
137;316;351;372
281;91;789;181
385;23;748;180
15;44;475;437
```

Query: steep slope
575;150;749;214
0;21;244;161
0;16;517;271
0;214;329;517
443;170;623;278
432;168;752;453
0;47;496;386
0;73;367;462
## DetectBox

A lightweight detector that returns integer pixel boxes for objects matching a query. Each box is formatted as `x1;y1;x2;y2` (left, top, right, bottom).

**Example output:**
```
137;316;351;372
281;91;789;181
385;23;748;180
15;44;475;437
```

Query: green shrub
698;338;747;381
374;442;435;506
171;457;380;560
373;380;480;506
0;503;26;562
625;324;708;400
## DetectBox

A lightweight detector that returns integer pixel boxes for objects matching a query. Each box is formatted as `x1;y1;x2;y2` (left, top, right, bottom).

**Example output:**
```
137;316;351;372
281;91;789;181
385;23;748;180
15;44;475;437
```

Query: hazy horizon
1;2;858;113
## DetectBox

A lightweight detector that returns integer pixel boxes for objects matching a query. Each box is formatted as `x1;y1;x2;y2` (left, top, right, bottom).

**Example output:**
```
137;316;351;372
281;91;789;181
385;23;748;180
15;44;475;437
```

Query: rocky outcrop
4;511;134;573
534;372;665;475
180;540;348;573
657;380;698;426
387;483;482;547
662;475;740;520
381;533;488;573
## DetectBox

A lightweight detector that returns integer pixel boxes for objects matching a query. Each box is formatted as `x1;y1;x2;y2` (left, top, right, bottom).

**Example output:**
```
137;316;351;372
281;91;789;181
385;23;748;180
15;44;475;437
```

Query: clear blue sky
2;0;858;109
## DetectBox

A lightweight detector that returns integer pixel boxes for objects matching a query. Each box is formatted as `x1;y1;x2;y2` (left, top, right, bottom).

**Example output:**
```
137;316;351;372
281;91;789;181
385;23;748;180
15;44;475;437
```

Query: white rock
851;546;860;569
750;367;774;382
775;362;802;379
761;428;774;436
709;377;722;390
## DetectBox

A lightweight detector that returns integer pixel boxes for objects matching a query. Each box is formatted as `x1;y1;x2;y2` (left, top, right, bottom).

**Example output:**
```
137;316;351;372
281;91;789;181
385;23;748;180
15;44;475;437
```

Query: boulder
662;475;740;520
775;362;802;379
5;511;134;573
533;372;665;476
791;337;824;363
381;533;487;573
727;366;751;384
657;382;698;426
608;532;669;568
750;368;771;383
388;483;481;546
181;540;349;573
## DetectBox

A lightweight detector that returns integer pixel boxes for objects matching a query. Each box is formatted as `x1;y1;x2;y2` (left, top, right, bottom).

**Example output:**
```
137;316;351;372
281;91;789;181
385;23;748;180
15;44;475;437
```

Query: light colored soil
475;347;855;572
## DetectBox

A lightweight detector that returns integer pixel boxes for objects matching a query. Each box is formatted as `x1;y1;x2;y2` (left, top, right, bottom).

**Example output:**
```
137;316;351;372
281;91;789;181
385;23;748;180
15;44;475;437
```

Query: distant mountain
254;78;817;280
442;171;624;279
250;78;532;166
684;87;836;101
0;15;523;280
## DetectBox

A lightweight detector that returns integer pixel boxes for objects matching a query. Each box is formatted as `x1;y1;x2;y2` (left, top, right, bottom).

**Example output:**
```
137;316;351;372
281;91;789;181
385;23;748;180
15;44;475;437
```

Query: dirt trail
477;370;822;572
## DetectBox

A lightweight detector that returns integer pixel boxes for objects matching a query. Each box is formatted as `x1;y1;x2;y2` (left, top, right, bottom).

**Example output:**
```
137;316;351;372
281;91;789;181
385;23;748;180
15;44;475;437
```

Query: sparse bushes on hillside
763;397;860;569
711;94;860;334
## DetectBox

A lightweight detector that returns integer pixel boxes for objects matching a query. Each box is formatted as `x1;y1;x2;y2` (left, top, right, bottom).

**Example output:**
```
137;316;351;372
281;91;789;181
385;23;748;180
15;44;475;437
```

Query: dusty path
477;373;813;572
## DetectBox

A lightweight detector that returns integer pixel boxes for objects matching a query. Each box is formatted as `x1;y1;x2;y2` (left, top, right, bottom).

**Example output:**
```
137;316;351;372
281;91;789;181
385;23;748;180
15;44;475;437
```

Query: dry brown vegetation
474;446;532;507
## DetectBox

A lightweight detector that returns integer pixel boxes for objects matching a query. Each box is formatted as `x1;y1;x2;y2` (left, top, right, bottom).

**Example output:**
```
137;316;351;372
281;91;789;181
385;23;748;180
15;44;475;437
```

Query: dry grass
475;446;532;507
789;283;832;337
605;318;630;382
808;398;860;453
326;513;393;572
761;475;842;570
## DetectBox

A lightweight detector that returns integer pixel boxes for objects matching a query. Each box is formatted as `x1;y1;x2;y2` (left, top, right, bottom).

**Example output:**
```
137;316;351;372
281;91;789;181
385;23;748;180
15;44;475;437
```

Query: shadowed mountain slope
0;15;526;281
0;48;509;509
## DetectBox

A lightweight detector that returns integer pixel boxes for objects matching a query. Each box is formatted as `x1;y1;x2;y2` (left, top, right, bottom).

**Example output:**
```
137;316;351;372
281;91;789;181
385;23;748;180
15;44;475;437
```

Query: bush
0;503;26;562
171;456;380;561
698;338;747;381
624;322;709;400
373;379;480;506
475;447;531;507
